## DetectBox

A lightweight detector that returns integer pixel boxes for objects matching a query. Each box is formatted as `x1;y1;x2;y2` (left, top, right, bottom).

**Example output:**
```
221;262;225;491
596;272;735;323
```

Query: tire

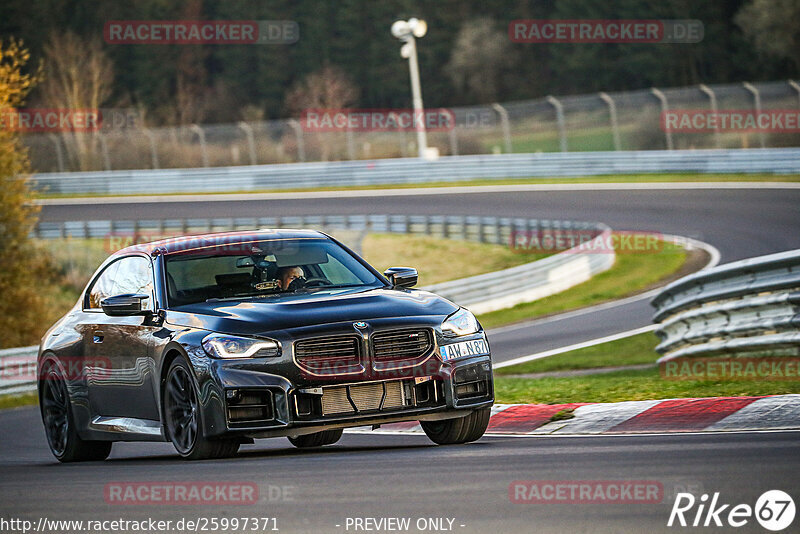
288;428;343;448
39;360;112;462
163;357;239;460
421;407;491;445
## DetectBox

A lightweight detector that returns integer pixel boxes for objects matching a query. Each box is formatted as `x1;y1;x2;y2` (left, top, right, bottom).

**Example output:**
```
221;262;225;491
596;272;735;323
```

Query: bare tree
445;18;514;103
284;66;359;160
736;0;800;69
40;31;113;170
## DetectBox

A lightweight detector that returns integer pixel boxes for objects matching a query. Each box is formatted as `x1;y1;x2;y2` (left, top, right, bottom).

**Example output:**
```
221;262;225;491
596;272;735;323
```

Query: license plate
439;338;489;362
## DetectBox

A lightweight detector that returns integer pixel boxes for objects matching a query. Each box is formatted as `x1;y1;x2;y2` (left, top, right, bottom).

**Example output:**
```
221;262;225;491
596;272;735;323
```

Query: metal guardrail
30;148;800;195
33;214;615;314
651;249;800;362
0;346;38;397
1;214;615;398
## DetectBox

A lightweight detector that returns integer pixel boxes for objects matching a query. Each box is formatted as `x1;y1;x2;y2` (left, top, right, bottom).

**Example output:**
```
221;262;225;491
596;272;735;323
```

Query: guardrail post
789;80;800;108
287;119;306;162
448;126;458;156
346;128;356;160
650;88;673;150
48;134;65;172
698;84;721;149
598;92;621;151
546;96;568;152
189;124;209;167
142;128;159;169
491;103;513;154
237;122;258;165
743;82;766;149
98;134;111;170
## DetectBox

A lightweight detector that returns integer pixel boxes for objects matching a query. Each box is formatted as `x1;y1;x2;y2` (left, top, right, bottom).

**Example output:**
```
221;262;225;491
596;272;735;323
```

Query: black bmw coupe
38;230;494;461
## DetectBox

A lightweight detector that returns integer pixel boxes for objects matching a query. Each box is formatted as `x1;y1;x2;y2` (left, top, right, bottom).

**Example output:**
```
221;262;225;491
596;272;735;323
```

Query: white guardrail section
651;249;800;362
1;215;615;397
0;346;38;396
29;148;800;195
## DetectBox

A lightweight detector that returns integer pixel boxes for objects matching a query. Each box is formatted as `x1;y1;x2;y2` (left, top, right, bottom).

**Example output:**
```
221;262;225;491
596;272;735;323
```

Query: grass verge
477;237;687;329
494;332;660;375
362;234;548;286
0;392;38;410
494;368;800;404
493;332;800;404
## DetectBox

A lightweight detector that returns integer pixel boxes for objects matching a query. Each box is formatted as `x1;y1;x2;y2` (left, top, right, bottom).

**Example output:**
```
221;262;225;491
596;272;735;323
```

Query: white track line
35;181;800;205
494;324;658;369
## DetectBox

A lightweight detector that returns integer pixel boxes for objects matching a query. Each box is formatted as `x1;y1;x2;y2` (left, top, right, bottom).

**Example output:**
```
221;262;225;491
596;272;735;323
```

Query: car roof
113;229;328;256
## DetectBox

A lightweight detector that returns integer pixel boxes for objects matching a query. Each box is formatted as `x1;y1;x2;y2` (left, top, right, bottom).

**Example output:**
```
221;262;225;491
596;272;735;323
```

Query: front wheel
421;407;491;445
39;360;112;462
163;357;239;460
288;428;343;448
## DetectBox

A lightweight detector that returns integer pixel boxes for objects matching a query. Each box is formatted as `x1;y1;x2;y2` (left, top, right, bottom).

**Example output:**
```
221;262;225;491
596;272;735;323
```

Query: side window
86;256;154;310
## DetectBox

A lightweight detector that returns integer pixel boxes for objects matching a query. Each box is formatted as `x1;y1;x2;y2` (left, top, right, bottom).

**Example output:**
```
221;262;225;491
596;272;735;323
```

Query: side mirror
100;294;151;317
383;267;418;288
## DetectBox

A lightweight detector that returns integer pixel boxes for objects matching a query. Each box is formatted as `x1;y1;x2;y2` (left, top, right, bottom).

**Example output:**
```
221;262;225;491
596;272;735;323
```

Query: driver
278;266;305;291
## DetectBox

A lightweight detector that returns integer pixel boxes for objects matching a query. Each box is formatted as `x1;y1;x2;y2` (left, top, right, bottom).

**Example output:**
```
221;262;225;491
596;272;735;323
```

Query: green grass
494;368;800;404
494;332;660;375
477;238;686;329
493;331;800;404
33;173;800;199
502;126;629;153
362;234;549;286
0;392;38;410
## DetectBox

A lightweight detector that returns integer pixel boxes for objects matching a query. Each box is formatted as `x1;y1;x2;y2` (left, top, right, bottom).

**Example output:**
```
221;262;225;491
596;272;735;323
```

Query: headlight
202;333;280;359
441;308;480;337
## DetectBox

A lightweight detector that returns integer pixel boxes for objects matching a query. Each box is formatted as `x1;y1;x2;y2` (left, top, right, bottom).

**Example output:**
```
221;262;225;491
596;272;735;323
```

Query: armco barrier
0;215;616;398
651;249;800;362
0;346;38;397
29;148;800;195
33;214;615;315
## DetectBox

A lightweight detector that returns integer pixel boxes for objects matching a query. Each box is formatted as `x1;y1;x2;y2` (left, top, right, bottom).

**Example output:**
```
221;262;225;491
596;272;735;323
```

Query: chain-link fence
21;80;800;173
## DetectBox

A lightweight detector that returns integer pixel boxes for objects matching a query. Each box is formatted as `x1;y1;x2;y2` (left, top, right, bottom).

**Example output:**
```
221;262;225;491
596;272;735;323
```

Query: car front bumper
199;347;494;439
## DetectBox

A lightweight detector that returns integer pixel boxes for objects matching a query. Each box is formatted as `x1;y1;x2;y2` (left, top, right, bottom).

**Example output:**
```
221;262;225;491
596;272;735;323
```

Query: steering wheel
303;277;333;287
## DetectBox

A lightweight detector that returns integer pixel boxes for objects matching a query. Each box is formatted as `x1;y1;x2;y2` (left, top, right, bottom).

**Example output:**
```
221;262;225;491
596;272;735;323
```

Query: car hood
165;287;459;335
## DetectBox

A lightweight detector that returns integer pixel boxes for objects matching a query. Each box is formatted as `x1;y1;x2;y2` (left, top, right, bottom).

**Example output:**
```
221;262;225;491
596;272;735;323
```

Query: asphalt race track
1;405;798;534
2;184;796;533
38;185;800;363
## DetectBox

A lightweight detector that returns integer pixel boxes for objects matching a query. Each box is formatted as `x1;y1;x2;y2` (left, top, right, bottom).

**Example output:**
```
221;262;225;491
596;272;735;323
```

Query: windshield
164;237;384;306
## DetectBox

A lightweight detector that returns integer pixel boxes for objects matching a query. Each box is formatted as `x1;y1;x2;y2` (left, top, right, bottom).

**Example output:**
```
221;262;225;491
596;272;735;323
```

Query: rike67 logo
668;490;795;531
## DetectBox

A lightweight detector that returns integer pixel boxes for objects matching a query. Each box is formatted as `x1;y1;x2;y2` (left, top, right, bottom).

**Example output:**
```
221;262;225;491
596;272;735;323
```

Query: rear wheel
39;360;112;462
421;407;491;445
288;428;343;448
163;358;239;460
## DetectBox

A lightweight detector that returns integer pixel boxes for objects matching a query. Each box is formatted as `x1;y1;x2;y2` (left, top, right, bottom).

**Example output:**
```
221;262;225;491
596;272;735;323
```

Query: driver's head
278;266;304;290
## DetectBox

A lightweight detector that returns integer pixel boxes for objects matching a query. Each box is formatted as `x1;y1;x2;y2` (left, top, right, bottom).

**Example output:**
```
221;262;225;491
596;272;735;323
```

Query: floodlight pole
405;36;428;159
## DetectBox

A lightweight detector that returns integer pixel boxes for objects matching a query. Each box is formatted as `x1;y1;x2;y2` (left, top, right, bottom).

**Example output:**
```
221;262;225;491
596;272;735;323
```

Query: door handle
93;331;104;343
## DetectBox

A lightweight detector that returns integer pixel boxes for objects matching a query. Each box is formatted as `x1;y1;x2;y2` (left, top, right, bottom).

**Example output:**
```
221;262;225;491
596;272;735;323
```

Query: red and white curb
347;395;800;436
